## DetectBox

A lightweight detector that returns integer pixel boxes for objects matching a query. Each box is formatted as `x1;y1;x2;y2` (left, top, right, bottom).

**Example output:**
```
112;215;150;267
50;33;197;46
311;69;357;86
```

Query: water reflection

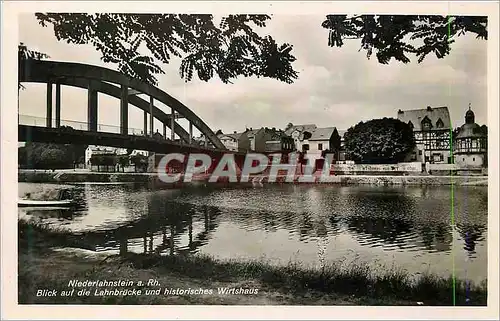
18;183;488;282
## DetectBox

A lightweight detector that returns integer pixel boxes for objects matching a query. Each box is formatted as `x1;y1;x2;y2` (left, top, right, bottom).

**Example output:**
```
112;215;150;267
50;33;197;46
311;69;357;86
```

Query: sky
18;13;488;138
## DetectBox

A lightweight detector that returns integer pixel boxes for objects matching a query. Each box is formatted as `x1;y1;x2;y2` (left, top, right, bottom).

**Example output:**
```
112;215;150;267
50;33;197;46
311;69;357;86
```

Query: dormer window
436;118;444;128
421;116;433;131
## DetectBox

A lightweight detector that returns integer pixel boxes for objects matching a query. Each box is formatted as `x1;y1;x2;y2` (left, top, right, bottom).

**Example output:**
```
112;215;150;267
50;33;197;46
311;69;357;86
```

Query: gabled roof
309;127;337;141
284;124;317;136
264;128;291;141
217;133;239;141
244;128;264;137
397;106;451;131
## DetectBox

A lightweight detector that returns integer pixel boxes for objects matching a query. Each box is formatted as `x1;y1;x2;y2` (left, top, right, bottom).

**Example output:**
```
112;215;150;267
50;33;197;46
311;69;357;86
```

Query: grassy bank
18;220;487;305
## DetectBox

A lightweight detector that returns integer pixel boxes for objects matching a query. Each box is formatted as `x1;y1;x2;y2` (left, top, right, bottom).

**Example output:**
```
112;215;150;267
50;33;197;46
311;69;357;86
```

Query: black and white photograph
1;1;499;320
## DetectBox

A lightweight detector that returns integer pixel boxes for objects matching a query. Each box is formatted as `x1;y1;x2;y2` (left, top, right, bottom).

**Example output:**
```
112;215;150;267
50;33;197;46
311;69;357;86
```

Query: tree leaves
344;118;416;164
322;15;487;64
35;13;299;86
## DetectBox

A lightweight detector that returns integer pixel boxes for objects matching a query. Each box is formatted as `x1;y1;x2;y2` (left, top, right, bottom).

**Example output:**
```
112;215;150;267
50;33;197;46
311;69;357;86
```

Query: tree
322;15;487;64
39;148;67;169
344;118;415;164
18;142;79;169
215;129;223;135
32;15;487;88
285;123;294;131
35;13;298;85
130;154;148;172
117;155;130;172
18;43;49;90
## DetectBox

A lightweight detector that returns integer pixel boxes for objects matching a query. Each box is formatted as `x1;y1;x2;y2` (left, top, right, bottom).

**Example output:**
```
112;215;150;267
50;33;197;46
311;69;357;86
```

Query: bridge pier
120;85;128;135
143;110;147;136
46;82;52;128
149;96;154;137
87;80;98;132
189;122;193;144
55;83;61;128
163;123;167;138
170;107;175;141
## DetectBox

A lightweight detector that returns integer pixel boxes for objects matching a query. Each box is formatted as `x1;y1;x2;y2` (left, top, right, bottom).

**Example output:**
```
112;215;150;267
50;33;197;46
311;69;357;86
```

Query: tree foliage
321;15;487;64
344;118;415;164
18;142;86;169
35;13;298;86
130;154;148;172
18;42;50;90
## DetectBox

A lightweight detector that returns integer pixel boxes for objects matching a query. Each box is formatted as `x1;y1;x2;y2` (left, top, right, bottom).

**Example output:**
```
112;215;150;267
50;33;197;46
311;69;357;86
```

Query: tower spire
468;102;471;111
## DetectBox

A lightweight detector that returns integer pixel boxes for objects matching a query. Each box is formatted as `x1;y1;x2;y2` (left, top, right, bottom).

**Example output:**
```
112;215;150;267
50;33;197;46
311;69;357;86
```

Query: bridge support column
87;80;98;132
46;82;52;128
204;135;208;147
120;85;128;135
170;107;175;141
55;83;61;128
189;122;193;144
163;123;167;139
149;96;154;137
143;110;147;136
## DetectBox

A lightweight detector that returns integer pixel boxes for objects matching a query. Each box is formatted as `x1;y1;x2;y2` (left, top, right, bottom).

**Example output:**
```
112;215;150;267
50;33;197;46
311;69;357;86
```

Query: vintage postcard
1;1;499;320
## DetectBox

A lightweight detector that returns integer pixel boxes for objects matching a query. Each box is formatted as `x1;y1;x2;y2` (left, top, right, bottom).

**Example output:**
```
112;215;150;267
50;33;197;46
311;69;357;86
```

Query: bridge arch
19;59;226;149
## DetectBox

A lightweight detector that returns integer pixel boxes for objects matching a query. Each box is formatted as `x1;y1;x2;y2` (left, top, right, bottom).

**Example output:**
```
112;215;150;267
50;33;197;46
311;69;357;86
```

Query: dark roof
397;106;451;131
218;133;240;141
309;127;337;141
284;124;317;136
456;123;485;139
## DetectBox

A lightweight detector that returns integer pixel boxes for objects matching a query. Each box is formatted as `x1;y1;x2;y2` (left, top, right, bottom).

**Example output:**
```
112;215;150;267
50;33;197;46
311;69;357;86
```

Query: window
421;116;432;131
419;150;422;156
473;157;475;162
318;143;323;151
436;118;444;128
463;158;465;162
302;144;310;151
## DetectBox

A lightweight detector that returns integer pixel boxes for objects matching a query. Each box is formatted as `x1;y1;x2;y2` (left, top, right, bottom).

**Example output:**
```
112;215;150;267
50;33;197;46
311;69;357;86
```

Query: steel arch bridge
18;58;226;150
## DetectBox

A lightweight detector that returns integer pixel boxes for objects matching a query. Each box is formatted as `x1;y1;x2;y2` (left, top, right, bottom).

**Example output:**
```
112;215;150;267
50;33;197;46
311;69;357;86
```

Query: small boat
18;199;75;207
18;189;75;208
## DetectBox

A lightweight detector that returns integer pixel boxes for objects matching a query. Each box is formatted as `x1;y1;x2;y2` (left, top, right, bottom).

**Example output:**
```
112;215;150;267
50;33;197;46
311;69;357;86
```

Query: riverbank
18;220;487;305
18;170;488;186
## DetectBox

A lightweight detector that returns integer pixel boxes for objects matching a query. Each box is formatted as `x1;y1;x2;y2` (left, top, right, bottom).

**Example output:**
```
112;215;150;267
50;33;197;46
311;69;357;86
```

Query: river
18;182;488;284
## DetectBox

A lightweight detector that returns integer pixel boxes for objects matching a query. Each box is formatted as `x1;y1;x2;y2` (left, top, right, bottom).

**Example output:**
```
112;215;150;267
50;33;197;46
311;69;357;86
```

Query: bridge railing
19;115;146;136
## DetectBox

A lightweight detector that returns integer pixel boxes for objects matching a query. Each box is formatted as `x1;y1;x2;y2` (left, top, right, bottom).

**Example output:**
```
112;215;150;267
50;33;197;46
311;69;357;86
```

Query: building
85;145;127;168
236;128;264;152
453;106;487;168
217;132;243;151
85;145;148;171
284;124;318;152
263;128;295;153
397;106;452;164
303;127;342;163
